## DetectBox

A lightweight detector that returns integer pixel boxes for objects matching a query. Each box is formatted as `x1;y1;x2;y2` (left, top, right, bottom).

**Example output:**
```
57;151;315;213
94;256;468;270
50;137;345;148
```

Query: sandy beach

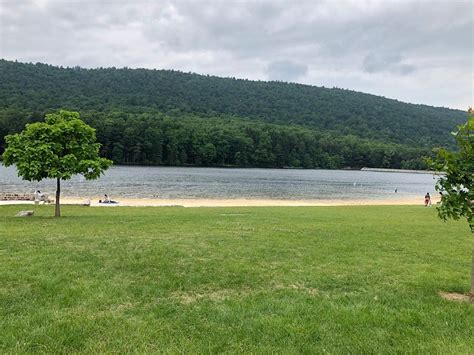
0;197;438;207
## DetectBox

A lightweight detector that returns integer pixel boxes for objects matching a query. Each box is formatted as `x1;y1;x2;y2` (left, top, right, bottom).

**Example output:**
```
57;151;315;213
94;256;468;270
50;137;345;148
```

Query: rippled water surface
0;165;438;200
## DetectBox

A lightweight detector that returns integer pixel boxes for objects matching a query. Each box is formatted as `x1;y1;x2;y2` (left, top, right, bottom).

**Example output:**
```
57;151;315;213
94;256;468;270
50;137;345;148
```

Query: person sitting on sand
424;193;431;207
34;190;49;204
99;194;118;204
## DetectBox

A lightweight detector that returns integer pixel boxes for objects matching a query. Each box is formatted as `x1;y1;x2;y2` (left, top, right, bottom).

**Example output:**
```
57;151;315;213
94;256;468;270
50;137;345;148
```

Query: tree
2;110;112;217
428;108;474;302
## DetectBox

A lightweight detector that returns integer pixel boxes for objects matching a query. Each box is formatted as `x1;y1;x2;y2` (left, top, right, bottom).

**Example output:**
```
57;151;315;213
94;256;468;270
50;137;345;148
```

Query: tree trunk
55;177;61;217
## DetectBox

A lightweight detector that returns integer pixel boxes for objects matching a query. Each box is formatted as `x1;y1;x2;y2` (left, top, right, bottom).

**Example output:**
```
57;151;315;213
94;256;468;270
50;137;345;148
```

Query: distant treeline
0;109;429;169
0;59;465;169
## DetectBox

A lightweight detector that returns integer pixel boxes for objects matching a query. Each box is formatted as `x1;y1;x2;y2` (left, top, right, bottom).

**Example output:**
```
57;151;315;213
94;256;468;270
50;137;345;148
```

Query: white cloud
0;0;472;109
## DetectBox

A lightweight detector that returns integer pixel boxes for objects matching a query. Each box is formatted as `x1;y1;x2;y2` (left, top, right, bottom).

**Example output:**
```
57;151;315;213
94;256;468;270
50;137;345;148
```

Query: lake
0;165;438;201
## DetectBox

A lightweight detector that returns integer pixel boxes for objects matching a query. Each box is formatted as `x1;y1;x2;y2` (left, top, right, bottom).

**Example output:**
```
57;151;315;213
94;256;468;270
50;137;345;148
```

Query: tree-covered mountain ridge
0;59;467;169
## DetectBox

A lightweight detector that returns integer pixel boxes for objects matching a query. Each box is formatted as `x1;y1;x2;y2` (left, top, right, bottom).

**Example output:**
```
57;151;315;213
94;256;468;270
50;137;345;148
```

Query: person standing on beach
424;193;431;207
34;190;41;205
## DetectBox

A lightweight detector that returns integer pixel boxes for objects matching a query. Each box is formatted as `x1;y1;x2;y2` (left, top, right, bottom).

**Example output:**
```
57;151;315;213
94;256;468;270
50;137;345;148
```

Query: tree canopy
2;110;112;216
0;59;467;169
429;109;474;230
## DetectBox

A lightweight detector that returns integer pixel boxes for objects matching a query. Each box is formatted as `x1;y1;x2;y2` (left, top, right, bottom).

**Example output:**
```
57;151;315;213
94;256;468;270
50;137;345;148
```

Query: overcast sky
0;0;472;109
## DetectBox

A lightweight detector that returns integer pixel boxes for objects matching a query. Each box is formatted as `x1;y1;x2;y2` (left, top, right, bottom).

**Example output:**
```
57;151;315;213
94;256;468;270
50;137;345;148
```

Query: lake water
0;165;438;201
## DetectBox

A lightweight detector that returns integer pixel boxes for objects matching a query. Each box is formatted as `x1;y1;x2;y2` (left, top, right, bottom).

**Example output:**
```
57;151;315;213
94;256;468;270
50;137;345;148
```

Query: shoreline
0;197;438;207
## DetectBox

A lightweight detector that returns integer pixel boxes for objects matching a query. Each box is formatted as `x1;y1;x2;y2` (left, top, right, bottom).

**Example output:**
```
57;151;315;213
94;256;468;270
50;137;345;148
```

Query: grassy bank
0;205;473;352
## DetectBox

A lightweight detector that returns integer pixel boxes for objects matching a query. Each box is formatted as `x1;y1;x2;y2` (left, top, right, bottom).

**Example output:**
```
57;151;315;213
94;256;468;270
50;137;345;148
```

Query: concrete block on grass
15;210;34;217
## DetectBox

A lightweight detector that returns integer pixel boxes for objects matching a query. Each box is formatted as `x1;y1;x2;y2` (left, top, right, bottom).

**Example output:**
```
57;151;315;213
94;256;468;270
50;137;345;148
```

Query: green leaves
2;110;112;182
428;109;474;232
0;59;468;154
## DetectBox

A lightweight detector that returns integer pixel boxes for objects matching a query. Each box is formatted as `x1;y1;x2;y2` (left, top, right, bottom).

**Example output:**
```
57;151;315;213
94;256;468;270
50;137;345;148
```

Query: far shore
0;197;440;207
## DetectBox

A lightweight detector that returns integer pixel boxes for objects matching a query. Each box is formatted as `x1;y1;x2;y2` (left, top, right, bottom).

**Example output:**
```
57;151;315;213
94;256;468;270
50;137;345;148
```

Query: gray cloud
362;52;416;75
267;60;308;82
0;0;472;109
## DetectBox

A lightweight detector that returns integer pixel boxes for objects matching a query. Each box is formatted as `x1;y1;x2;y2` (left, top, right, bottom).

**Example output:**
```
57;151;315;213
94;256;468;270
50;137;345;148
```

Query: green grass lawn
0;205;473;353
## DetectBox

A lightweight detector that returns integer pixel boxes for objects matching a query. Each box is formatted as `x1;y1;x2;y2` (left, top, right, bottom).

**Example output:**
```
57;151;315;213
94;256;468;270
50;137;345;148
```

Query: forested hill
0;59;467;169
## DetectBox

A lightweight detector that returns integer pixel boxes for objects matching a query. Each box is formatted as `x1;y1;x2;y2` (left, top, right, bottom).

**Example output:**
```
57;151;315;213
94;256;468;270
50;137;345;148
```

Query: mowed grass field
0;205;473;353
